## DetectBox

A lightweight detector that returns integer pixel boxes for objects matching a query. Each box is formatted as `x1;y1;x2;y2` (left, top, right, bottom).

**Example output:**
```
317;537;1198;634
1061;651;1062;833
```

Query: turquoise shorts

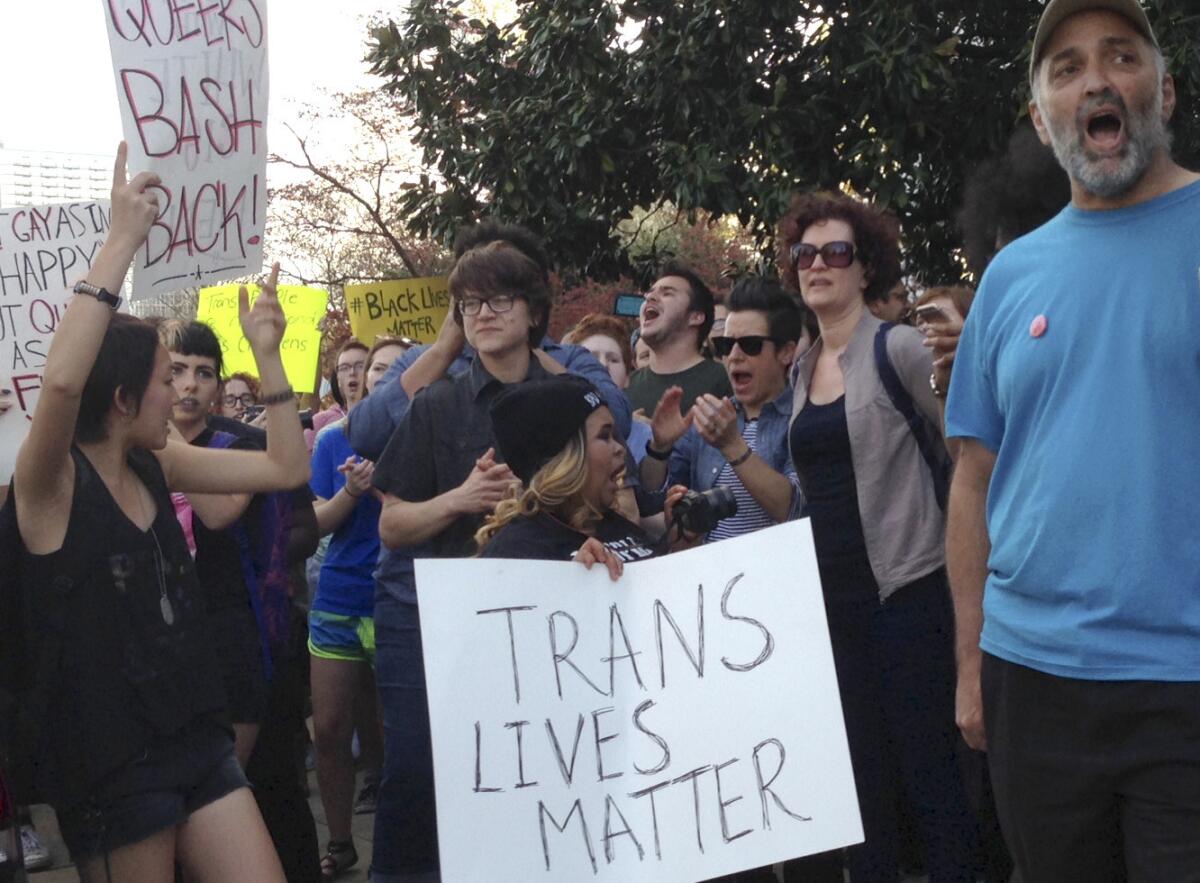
307;609;376;665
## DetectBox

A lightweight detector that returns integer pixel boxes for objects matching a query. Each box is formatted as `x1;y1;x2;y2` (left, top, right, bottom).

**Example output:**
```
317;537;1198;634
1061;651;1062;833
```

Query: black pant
983;653;1200;883
788;570;979;883
246;612;321;883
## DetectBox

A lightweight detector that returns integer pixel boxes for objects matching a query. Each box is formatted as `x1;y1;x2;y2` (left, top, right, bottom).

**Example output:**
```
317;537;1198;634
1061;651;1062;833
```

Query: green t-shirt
626;358;733;414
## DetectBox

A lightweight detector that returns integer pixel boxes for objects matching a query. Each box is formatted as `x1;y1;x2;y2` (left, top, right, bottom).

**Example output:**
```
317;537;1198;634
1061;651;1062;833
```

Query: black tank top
789;396;878;603
17;447;226;810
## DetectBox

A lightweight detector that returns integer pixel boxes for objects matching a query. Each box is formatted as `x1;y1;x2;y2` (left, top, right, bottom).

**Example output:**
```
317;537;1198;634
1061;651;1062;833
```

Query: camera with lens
672;486;738;535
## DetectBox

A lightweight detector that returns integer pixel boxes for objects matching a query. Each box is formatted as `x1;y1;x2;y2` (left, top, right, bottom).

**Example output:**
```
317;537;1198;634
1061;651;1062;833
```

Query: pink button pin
1030;314;1048;338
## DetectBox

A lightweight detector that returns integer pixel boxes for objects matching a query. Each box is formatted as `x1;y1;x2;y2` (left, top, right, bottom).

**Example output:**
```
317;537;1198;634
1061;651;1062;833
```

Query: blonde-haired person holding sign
7;144;308;882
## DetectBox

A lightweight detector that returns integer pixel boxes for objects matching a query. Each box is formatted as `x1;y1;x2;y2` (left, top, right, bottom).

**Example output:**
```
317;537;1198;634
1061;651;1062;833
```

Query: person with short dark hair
341;222;630;883
158;319;271;770
626;263;732;415
640;277;805;542
780;189;980;882
947;2;1200;878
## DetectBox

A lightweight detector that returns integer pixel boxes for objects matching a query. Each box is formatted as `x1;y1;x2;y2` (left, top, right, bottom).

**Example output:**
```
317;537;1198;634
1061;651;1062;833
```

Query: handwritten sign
103;0;269;298
416;521;862;882
345;277;450;344
195;283;326;393
0;201;113;483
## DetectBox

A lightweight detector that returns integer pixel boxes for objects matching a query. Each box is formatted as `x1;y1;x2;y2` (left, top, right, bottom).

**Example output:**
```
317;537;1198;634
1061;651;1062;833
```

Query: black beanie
488;375;605;483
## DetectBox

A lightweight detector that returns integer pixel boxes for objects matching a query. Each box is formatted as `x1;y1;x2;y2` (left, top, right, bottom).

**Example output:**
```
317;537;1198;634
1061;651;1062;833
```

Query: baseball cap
1030;0;1159;83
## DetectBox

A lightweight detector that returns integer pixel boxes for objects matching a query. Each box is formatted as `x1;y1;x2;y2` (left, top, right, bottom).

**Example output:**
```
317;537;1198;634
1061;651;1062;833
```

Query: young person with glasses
779;191;979;882
639;277;806;542
221;372;260;421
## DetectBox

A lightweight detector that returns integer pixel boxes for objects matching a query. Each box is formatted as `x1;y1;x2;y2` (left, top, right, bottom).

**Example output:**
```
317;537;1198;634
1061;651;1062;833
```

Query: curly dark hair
957;123;1070;280
776;191;902;304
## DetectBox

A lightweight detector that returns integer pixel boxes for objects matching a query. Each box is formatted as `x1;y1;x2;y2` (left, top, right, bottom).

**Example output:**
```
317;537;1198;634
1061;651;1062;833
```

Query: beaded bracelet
260;386;295;406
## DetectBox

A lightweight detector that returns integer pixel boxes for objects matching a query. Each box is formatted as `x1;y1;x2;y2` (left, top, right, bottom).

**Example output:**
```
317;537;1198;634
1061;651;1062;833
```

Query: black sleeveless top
789;396;878;604
16;447;226;811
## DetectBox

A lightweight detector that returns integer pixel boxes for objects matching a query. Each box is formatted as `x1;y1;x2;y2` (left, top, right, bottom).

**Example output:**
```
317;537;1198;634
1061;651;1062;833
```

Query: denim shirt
345;338;632;604
660;387;805;520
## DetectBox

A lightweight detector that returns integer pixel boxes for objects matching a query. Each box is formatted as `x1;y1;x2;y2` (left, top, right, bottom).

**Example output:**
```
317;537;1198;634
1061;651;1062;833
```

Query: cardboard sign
344;277;450;344
103;0;270;298
195;283;326;393
415;521;863;882
0;200;113;483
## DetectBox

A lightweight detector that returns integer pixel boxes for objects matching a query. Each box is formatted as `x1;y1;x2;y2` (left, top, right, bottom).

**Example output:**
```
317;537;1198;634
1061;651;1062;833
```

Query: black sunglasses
789;240;856;270
712;335;782;357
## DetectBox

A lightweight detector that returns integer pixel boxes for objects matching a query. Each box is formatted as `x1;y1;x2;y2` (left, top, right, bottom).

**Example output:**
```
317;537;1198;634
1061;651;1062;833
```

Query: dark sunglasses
789;240;856;270
712;335;782;357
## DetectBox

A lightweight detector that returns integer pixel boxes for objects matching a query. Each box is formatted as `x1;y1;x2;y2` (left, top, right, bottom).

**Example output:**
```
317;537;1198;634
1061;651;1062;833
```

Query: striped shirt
707;419;776;542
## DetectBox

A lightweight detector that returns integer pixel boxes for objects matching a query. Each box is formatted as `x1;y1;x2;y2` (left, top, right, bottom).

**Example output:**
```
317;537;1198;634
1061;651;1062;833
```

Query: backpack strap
873;323;951;510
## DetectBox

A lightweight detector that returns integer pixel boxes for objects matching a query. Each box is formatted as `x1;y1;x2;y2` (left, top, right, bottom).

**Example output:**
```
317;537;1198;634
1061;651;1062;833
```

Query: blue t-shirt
946;178;1200;681
309;424;382;617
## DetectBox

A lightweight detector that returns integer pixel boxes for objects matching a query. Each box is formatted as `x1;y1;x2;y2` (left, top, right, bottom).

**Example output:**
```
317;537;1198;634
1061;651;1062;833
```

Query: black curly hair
958;122;1070;280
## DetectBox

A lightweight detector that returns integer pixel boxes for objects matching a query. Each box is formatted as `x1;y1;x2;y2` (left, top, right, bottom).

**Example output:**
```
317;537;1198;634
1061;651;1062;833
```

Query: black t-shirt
190;425;258;612
479;510;657;563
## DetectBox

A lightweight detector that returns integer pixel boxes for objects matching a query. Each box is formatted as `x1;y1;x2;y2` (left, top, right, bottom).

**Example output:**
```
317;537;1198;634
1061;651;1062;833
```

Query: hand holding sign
238;262;284;358
108;141;161;257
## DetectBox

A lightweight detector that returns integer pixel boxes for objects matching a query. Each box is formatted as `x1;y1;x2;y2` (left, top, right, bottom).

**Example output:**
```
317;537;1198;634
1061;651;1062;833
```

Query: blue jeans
371;592;439;880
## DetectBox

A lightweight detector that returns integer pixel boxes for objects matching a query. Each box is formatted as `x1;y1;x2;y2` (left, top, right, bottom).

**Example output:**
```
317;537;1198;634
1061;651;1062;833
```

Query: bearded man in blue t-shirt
945;1;1200;880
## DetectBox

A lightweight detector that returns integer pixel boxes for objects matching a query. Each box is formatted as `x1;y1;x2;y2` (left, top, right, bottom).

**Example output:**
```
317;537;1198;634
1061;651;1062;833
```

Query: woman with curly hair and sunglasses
778;191;979;882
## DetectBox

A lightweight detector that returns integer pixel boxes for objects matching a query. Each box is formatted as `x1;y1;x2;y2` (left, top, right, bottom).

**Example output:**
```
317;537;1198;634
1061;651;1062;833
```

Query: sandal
320;840;359;881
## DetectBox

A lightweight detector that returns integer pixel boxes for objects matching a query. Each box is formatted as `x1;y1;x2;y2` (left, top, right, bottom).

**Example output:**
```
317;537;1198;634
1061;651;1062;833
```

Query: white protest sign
103;0;269;298
416;520;862;882
0;200;113;483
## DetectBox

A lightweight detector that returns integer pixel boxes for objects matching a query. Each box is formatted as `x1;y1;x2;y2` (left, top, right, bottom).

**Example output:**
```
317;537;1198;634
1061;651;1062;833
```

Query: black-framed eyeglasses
712;335;783;357
336;361;366;375
790;240;856;271
223;393;257;408
458;294;517;316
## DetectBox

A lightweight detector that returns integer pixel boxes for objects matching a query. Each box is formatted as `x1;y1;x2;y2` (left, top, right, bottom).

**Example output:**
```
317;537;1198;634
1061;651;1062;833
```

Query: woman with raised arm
8;144;308;882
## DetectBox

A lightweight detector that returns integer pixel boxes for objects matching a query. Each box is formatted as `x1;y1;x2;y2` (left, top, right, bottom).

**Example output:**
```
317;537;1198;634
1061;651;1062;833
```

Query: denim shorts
56;721;248;862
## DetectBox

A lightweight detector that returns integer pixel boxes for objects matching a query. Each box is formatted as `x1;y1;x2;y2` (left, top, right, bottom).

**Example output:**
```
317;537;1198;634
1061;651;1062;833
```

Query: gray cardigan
790;311;946;600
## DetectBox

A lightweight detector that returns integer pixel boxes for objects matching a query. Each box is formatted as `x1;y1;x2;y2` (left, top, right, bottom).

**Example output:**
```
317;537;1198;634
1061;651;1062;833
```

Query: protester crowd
3;0;1199;881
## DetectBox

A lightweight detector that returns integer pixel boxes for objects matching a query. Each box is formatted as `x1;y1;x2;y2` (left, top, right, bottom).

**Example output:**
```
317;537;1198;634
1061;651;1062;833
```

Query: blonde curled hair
474;429;604;552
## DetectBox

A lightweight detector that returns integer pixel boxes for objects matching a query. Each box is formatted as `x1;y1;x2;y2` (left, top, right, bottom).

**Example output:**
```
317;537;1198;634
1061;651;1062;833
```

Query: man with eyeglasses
946;1;1200;879
640;277;805;542
340;221;629;883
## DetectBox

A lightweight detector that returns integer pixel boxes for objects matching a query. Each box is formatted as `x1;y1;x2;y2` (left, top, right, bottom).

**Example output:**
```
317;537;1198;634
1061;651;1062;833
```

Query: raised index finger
112;141;128;189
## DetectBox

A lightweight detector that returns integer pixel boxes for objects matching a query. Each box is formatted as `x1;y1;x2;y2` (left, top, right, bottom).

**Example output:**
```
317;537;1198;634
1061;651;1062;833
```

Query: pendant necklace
149;523;175;626
135;480;175;626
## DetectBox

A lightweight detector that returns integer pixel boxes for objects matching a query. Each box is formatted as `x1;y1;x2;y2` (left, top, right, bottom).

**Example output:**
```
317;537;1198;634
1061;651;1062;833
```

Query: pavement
22;768;375;881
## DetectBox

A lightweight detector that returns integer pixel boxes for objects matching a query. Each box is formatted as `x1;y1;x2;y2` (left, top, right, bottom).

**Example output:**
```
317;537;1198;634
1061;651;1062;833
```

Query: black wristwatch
73;280;121;310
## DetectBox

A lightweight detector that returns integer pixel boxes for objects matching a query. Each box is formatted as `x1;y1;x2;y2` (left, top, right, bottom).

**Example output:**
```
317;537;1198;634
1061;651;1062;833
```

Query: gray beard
1043;89;1171;199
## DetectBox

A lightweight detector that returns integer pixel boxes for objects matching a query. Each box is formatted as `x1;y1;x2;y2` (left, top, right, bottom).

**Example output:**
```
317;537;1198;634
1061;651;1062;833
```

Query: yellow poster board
196;284;328;394
344;277;450;344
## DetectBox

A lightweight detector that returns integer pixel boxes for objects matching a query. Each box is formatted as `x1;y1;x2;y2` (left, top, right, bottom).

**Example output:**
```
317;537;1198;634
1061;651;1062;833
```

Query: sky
0;0;392;158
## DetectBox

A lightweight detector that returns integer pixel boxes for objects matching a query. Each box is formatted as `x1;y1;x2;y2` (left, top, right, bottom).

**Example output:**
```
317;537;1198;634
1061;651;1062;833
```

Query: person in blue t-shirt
946;2;1200;879
307;336;408;880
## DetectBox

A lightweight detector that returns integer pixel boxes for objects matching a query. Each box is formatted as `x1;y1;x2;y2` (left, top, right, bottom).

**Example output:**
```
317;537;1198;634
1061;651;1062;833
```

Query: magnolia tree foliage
367;0;1200;285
